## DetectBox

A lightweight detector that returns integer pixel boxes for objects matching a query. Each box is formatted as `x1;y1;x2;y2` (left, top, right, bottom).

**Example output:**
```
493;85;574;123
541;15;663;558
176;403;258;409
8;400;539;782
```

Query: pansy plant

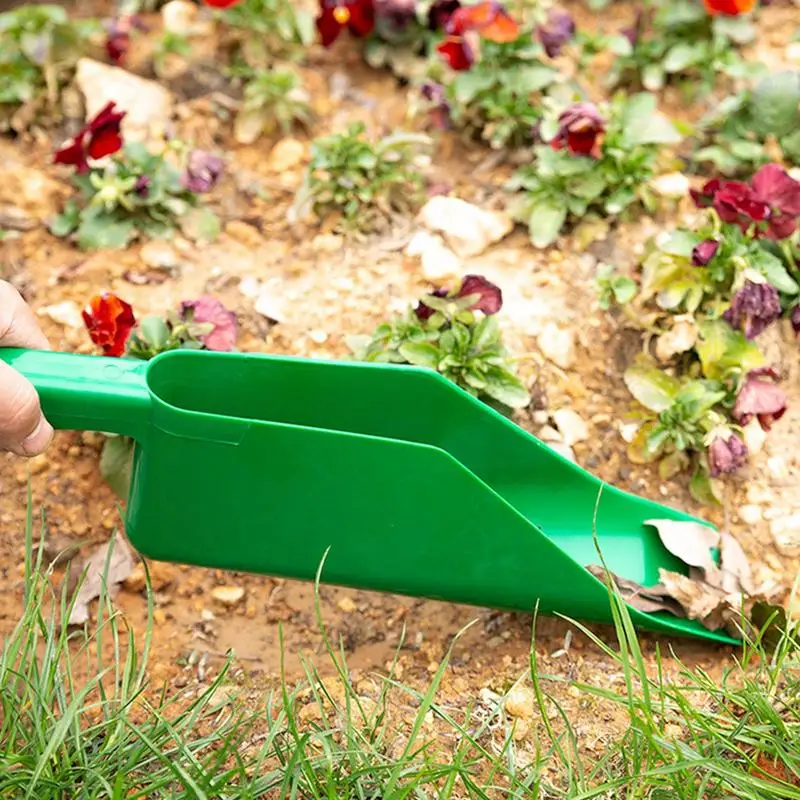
347;274;531;412
49;103;222;250
600;162;799;502
690;70;800;176
598;0;762;99
291;121;432;232
82;292;238;498
0;4;102;132
507;91;682;248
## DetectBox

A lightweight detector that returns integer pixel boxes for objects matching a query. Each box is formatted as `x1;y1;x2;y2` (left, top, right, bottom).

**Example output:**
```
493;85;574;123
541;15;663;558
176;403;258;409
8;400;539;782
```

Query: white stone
38;301;83;329
537;322;576;370
738;504;762;525
770;512;800;552
417;196;513;258
162;0;198;33
649;172;690;199
548;441;577;463
552;408;590;446
504;686;535;719
405;230;462;281
75;59;173;144
742;419;767;455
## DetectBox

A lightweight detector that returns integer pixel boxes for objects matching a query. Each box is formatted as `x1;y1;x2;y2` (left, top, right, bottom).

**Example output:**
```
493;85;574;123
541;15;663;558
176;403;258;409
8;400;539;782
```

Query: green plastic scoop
1;347;735;644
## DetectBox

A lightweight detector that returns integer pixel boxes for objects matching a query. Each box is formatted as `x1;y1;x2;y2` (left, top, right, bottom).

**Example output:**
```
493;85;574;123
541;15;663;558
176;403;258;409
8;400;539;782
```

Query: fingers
0;280;54;456
0;280;51;351
0;361;54;456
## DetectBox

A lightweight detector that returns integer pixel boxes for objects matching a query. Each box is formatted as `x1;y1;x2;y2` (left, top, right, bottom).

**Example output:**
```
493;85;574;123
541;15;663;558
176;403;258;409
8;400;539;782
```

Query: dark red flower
702;0;757;15
420;81;452;131
436;35;474;70
415;288;449;321
134;175;151;198
707;432;748;477
733;368;788;432
690;164;800;240
415;275;503;321
692;239;720;266
428;0;460;30
83;293;136;357
180;296;237;351
550;102;605;158
202;0;243;7
436;1;518;70
536;8;575;58
621;9;645;45
53;102;126;173
316;0;376;47
104;15;146;64
182;150;224;193
791;305;800;338
723;280;781;339
375;0;416;34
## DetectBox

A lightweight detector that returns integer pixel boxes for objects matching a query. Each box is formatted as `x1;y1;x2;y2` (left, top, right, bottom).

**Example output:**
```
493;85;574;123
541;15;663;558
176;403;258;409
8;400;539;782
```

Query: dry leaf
586;565;686;618
716;532;755;595
68;533;136;626
645;519;720;575
658;569;730;630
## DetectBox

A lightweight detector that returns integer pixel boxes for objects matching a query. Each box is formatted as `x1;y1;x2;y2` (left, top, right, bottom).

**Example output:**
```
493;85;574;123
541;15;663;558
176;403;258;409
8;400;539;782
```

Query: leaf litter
586;519;790;639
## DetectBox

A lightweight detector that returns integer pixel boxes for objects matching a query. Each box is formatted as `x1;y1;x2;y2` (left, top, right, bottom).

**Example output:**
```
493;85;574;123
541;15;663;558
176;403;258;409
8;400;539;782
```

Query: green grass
2;492;800;798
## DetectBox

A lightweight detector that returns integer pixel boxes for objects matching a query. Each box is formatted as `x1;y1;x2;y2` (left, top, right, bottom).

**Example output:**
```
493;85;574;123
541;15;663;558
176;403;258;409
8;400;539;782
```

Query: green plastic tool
1;347;735;644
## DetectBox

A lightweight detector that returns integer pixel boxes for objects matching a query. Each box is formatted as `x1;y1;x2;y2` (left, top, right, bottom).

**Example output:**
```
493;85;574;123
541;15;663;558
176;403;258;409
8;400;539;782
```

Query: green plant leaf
398;341;440;370
662;42;705;73
527;199;567;249
179;207;221;243
48;200;80;238
750;247;799;295
696;318;764;381
76;215;136;250
620;93;682;147
623;361;680;412
100;435;134;500
482;367;530;410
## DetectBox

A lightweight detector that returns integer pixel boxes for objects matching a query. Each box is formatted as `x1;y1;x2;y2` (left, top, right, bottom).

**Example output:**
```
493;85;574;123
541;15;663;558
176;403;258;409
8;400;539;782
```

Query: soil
1;0;800;755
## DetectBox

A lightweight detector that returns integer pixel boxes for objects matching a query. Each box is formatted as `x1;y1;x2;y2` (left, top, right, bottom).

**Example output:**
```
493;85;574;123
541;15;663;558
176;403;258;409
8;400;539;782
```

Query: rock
655;319;697;362
417;196;513;258
337;596;357;613
537;322;576;370
140;241;180;269
75;59;173;144
211;585;246;607
618;422;639;443
742;419;767;455
162;0;198;33
0;205;36;231
311;234;343;253
511;718;530;741
308;329;328;344
770;512;800;553
266;138;306;172
538;425;562;442
405;230;462;281
548;441;577;463
738;504;762;525
254;285;288;323
238;276;261;299
650;172;690;199
504;686;535;719
225;220;263;248
552;408;590;446
122;561;177;593
38;301;83;329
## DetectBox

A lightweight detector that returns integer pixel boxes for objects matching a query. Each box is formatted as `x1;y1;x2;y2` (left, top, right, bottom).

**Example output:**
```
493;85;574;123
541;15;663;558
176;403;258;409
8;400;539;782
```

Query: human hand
0;281;54;457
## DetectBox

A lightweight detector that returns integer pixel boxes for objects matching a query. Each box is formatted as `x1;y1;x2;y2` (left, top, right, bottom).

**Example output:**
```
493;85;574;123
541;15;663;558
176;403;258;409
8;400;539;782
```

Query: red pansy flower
53;102;126;174
317;0;376;47
702;0;757;15
179;297;238;351
202;0;243;7
83;293;136;358
550;102;606;158
415;274;503;320
436;1;519;71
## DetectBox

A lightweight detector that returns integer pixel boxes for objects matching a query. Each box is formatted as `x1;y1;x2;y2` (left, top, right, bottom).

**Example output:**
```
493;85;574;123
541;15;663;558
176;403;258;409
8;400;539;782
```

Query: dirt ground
1;0;800;748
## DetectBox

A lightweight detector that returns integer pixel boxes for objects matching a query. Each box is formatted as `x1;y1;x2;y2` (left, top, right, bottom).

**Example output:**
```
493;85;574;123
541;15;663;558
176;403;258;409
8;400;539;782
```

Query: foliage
690;70;800;176
507;91;682;249
292;121;432;231
0;4;101;131
590;0;762;97
215;0;315;69
598;164;800;502
151;30;192;79
348;274;531;412
50;140;222;250
227;65;314;144
418;36;575;150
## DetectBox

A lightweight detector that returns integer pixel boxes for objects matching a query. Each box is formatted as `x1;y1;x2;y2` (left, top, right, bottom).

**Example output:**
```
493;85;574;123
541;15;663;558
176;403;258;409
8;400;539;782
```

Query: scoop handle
0;348;151;440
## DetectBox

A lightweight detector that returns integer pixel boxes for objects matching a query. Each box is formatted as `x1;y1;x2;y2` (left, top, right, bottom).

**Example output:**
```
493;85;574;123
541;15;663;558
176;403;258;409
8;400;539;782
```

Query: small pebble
504;686;535;720
211;586;246;607
552;408;590;446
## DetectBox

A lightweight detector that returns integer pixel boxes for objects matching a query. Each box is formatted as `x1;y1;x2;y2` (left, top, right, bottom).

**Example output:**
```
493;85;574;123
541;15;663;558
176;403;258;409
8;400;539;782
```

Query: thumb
0;361;53;456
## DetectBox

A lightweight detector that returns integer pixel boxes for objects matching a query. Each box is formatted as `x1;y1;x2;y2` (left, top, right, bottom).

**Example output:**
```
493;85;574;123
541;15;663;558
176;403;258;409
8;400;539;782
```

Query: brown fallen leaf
709;532;755;595
658;569;730;631
68;533;136;626
586;564;687;618
644;519;720;575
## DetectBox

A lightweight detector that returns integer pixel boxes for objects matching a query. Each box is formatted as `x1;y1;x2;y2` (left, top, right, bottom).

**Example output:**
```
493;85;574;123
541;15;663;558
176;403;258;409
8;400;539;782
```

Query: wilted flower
550;102;605;158
182;150;224;193
702;0;757;15
535;8;575;58
179;296;237;351
53;102;126;174
723;280;781;339
690;164;800;240
428;0;460;30
415;274;502;320
420;81;452;130
104;14;146;64
83;293;136;357
692;239;720;266
134;175;151;198
707;432;748;477
791;305;800;338
316;0;376;47
436;1;519;71
374;0;417;34
733;367;788;432
621;9;644;45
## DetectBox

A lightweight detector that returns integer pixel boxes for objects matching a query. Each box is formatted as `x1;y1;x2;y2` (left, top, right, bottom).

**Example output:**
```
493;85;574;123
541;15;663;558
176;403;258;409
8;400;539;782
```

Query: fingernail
20;417;54;456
